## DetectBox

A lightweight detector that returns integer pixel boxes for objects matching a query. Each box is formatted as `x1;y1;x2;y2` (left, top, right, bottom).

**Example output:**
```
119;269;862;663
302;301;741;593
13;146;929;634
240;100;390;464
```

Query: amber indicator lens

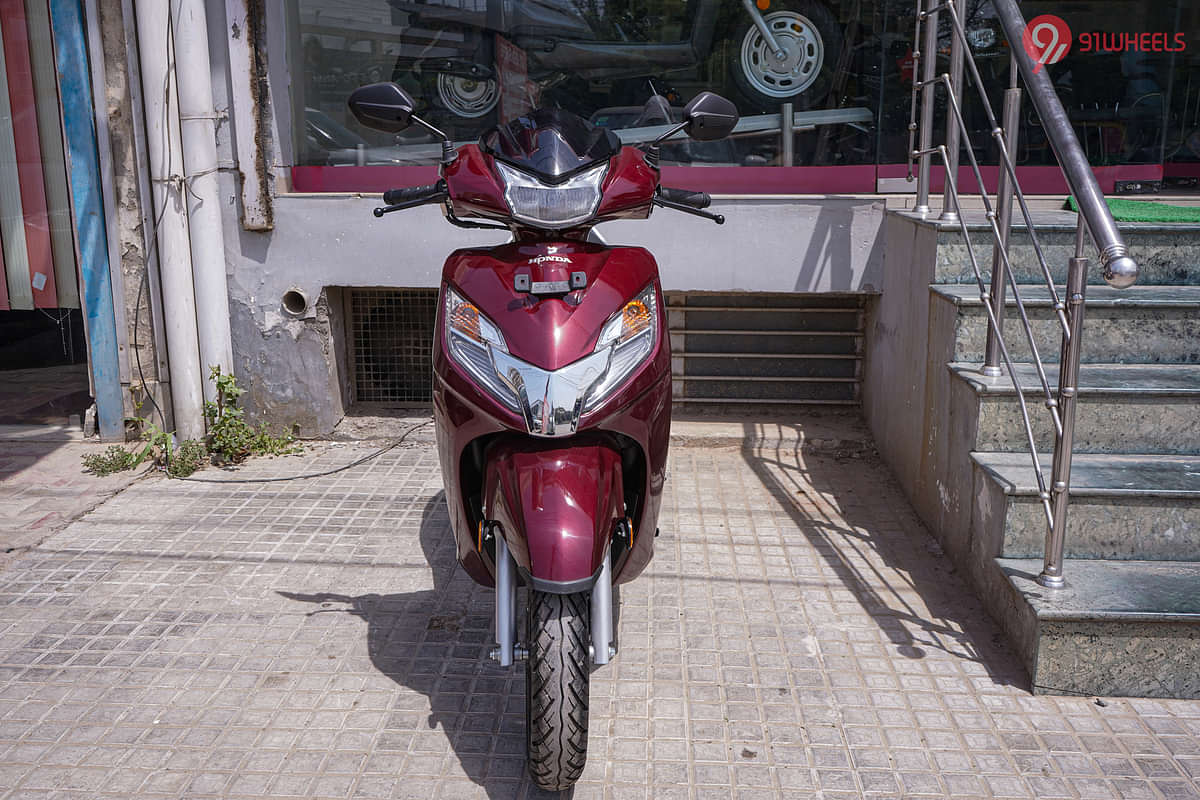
620;300;652;341
450;301;483;343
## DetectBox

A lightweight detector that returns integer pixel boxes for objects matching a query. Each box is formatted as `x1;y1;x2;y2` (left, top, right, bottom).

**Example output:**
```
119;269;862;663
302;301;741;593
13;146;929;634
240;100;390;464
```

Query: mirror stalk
644;120;688;167
410;115;458;164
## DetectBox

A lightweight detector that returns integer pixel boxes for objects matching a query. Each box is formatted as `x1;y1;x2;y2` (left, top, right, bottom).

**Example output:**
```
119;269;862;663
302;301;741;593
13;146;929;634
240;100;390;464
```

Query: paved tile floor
1;418;1199;799
0;426;148;566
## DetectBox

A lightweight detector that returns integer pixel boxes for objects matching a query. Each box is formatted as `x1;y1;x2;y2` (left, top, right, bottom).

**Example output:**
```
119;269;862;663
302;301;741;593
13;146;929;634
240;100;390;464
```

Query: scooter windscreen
481;108;622;182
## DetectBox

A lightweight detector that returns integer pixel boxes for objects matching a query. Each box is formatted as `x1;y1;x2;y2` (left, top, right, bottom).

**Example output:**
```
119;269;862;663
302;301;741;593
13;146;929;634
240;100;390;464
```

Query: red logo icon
1023;15;1072;73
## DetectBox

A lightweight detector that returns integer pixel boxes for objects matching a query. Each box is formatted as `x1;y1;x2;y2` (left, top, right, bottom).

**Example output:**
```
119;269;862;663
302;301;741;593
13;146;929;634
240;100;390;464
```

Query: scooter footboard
484;436;623;592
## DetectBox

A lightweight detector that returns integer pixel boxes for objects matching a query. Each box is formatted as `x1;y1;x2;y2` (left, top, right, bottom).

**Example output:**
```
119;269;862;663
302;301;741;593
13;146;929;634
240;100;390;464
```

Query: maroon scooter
349;82;737;790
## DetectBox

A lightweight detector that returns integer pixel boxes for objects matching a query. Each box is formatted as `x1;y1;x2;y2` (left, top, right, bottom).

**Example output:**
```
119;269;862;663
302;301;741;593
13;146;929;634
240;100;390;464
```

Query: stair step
973;451;1200;497
667;311;860;332
956;362;1200;395
934;284;1200;309
992;557;1200;697
934;225;1200;286
950;362;1200;454
931;284;1200;364
971;452;1200;561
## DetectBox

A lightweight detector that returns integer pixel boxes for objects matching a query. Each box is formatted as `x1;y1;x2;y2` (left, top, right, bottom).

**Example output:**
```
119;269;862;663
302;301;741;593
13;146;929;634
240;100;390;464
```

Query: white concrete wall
218;191;887;434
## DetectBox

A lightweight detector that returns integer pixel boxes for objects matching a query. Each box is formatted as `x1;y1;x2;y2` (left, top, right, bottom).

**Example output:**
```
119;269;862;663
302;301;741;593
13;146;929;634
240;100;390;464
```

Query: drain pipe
171;0;233;402
133;0;205;440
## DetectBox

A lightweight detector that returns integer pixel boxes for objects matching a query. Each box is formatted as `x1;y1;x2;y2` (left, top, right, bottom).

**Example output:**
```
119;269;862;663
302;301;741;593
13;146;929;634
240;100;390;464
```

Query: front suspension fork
740;0;787;60
493;532;519;666
489;530;614;667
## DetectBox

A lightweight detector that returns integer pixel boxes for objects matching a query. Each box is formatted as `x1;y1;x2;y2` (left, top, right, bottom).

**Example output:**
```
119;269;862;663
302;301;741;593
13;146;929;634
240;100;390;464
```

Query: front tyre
526;590;590;791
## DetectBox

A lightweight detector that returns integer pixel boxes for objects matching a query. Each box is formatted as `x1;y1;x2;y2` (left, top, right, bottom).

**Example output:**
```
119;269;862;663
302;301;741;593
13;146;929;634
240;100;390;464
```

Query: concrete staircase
866;212;1200;698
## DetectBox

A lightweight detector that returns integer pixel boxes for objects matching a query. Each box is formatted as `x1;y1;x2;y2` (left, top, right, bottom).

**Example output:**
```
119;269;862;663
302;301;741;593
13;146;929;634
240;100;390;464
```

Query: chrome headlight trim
443;285;659;438
582;286;657;412
496;161;606;229
444;287;520;412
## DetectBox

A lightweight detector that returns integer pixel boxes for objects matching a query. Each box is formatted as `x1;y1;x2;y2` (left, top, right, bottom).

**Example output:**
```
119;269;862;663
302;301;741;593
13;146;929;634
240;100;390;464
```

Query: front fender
484;436;623;592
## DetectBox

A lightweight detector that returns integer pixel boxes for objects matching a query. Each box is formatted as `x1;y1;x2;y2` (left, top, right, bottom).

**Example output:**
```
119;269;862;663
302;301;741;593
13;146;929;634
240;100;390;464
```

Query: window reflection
289;0;1200;189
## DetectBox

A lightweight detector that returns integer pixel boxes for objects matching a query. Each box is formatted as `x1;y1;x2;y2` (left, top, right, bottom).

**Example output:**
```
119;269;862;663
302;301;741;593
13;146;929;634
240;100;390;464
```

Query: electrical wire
160;420;431;483
133;202;170;430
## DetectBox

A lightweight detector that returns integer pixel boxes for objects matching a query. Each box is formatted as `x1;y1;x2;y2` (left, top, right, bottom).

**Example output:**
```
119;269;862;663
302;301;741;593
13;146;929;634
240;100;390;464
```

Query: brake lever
652;196;725;225
372;193;447;217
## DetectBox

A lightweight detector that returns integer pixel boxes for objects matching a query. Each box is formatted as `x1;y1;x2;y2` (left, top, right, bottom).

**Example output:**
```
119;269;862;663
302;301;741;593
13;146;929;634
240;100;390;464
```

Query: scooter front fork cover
484;436;623;591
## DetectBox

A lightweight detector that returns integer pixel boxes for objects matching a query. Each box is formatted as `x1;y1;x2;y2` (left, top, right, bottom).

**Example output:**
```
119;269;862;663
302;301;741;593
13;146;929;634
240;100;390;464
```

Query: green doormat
1065;196;1200;223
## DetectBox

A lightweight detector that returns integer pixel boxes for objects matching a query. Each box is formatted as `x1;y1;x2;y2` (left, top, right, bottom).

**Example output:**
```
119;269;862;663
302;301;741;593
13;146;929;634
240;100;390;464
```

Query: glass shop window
286;0;1200;193
287;0;884;182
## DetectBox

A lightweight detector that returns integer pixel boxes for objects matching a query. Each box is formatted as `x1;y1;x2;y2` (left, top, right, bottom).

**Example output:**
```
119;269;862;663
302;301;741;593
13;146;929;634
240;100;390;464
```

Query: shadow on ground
281;493;574;800
736;419;1028;689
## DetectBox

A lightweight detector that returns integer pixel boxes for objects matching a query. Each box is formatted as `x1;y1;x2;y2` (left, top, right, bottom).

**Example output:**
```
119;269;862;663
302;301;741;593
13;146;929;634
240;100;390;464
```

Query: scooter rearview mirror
348;82;458;164
682;91;739;142
348;82;416;133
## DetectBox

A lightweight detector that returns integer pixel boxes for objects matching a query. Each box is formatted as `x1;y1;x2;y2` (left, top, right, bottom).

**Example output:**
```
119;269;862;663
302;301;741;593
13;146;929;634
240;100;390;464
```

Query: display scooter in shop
347;81;737;790
386;0;840;119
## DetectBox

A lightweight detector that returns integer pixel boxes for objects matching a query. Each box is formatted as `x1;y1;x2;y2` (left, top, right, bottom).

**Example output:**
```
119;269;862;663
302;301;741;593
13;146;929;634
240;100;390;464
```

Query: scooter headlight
496;161;607;229
582;286;658;411
444;287;520;411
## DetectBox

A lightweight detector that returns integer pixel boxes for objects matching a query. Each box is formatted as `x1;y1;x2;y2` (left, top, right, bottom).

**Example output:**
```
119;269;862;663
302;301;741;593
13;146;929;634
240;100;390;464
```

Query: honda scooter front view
347;81;737;790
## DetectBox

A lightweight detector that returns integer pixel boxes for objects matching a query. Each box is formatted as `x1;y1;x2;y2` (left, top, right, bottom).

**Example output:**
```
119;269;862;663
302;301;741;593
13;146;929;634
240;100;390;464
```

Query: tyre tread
526;591;590;791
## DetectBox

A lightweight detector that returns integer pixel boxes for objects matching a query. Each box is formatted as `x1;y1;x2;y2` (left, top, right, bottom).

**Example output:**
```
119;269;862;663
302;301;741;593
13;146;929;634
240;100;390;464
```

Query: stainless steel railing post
982;54;1022;377
938;2;965;223
914;0;939;215
1038;217;1089;589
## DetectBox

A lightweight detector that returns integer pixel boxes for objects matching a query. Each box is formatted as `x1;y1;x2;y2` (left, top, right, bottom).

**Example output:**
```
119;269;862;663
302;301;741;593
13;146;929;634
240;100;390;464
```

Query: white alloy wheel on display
740;10;826;99
436;72;500;118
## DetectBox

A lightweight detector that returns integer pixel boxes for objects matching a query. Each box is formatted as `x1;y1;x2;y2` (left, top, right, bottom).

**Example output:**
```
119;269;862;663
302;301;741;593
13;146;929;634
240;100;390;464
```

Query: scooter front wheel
526;590;590;790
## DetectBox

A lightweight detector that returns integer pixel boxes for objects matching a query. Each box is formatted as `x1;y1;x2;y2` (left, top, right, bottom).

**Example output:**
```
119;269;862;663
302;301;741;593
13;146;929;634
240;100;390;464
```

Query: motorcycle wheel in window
435;72;500;119
727;0;841;112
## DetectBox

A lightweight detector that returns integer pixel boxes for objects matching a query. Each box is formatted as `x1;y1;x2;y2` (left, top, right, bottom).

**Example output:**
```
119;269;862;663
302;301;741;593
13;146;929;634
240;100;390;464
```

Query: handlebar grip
383;181;445;205
658;187;711;209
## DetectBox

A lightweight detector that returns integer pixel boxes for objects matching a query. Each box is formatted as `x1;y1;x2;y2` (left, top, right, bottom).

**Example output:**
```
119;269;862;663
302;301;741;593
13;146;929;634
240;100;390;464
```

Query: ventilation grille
350;289;438;403
668;292;866;406
347;288;866;407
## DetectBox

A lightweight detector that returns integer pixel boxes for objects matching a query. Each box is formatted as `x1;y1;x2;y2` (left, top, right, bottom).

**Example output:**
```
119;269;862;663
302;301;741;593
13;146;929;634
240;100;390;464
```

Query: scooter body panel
484;437;623;590
432;239;670;590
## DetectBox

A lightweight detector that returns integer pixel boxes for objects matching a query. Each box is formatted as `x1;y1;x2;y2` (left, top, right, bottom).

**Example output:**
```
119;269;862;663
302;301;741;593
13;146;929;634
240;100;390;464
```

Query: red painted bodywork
484;439;623;584
442;145;509;219
430;144;670;591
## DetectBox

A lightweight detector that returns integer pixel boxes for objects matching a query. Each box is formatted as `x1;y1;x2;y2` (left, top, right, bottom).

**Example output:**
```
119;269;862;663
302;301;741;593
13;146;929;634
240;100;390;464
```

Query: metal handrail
989;0;1139;289
906;0;1139;589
